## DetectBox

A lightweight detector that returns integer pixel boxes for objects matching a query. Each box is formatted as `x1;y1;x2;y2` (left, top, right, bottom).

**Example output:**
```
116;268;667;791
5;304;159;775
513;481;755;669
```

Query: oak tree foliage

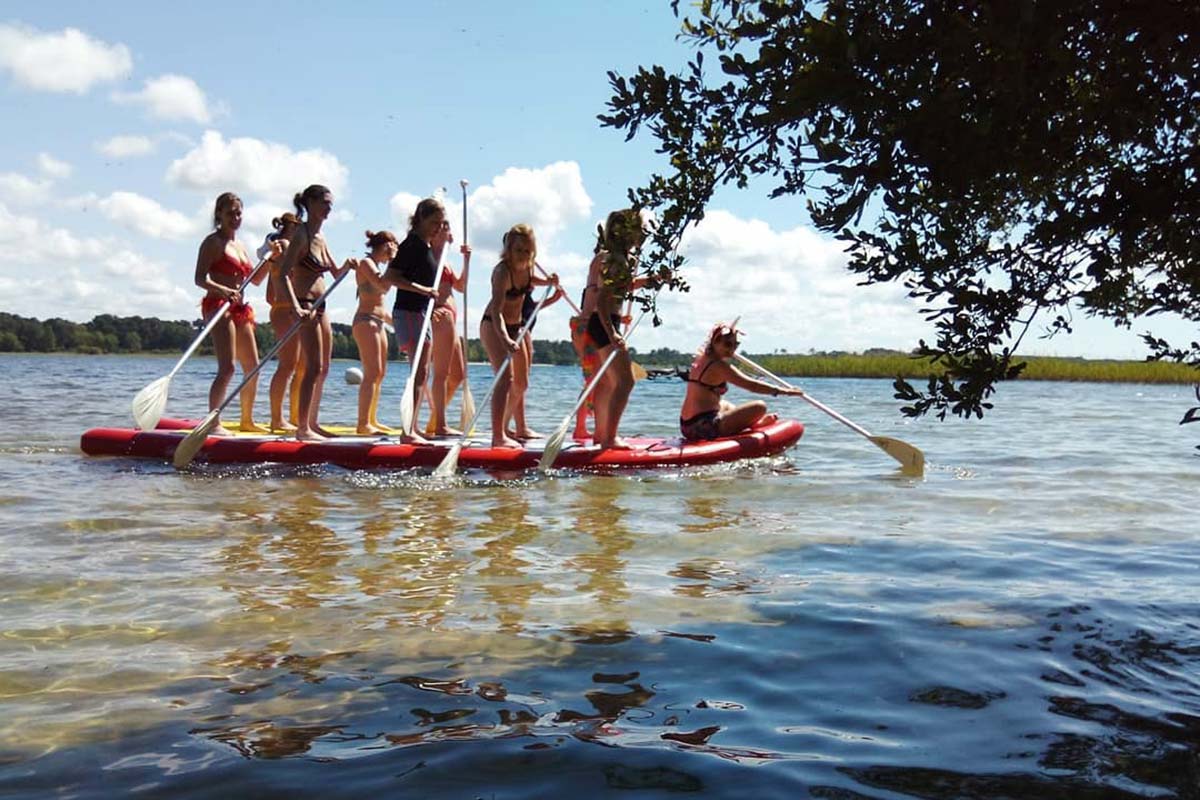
600;0;1199;421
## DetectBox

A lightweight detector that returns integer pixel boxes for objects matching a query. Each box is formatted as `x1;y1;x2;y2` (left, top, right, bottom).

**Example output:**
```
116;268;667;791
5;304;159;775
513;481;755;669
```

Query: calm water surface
0;353;1197;798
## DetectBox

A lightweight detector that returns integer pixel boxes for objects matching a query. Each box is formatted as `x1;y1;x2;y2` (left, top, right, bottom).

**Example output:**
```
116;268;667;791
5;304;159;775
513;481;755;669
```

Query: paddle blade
434;441;464;478
172;411;220;469
630;361;648;382
538;423;570;472
870;436;925;476
399;383;414;436
132;375;171;430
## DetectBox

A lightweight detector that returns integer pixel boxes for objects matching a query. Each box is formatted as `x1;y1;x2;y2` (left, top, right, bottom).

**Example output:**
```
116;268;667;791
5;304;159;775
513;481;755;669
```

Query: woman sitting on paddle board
194;192;268;435
278;184;356;442
258;212;304;432
352;229;400;435
383;198;443;441
479;224;561;449
427;219;471;437
679;322;805;441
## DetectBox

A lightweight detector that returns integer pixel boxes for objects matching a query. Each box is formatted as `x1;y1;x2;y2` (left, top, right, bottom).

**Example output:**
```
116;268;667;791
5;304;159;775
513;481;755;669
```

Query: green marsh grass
753;352;1198;384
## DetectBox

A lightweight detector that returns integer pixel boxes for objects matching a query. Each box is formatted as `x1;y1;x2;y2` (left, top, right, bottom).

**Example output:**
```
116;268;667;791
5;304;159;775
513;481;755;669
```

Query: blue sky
0;2;1186;358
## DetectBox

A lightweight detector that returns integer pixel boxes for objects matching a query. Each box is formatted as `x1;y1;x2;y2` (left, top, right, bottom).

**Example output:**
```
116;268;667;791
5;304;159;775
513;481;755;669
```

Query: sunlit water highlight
0;353;1197;798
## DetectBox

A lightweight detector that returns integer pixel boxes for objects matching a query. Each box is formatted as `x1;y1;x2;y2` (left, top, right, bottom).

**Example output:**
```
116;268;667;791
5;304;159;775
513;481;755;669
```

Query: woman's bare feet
208;420;234;437
357;424;385;435
431;426;463;436
758;413;778;427
240;420;270;434
403;431;432;445
270;420;298;433
492;434;523;449
572;428;593;441
515;428;543;440
599;436;633;450
314;424;338;438
296;428;328;442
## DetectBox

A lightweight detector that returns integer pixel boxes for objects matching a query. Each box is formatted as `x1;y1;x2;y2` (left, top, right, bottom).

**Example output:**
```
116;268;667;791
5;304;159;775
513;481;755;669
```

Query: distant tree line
0;312;693;366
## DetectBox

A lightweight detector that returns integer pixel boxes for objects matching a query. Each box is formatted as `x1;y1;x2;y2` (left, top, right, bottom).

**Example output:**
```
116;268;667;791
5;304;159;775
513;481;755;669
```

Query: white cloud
0;202;109;263
0;24;131;93
37;153;71;179
0;172;52;205
97;191;202;241
166;130;349;203
97;134;157;159
113;74;216;124
636;209;933;354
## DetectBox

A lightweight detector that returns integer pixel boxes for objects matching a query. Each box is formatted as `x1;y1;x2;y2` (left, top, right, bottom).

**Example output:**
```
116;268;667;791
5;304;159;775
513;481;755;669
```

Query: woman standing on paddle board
580;209;647;450
383;198;443;440
426;219;470;437
679;322;805;441
278;184;356;442
352;229;400;434
479;224;561;448
193;192;268;435
258;212;304;432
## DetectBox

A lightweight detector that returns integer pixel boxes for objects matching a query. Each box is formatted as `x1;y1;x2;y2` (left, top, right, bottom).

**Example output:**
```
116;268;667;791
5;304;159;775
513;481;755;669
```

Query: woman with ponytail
259;212;304;431
277;184;355;441
352;229;399;434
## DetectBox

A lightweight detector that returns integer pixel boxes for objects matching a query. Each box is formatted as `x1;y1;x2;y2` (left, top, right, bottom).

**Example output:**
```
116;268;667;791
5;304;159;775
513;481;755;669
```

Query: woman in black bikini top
678;322;806;442
278;184;354;442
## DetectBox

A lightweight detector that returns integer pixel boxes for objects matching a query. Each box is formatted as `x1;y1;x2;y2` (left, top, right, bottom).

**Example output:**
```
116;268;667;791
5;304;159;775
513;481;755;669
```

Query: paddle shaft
735;353;872;438
556;301;649;430
399;251;446;432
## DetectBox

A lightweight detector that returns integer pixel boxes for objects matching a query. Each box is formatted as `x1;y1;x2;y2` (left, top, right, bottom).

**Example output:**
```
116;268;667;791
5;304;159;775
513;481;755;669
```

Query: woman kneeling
679;323;805;441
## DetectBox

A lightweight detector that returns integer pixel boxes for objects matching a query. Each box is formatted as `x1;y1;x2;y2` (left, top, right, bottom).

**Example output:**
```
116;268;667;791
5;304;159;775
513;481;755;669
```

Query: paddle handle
169;258;269;380
208;268;350;419
534;262;579;315
734;352;873;439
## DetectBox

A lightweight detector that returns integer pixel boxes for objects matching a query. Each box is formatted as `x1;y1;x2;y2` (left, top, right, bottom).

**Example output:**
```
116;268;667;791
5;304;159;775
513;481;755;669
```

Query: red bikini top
211;250;253;281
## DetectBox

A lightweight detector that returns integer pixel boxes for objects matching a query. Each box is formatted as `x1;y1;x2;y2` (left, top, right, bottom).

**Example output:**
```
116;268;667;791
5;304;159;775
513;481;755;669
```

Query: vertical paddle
539;301;652;472
734;352;926;475
457;179;476;432
398;249;445;436
434;285;555;477
172;268;351;469
131;257;268;430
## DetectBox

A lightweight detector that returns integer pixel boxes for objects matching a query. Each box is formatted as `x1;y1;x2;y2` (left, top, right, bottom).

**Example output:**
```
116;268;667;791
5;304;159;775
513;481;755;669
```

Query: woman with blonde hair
193;191;268;434
352;229;400;434
479;224;560;448
679;321;805;440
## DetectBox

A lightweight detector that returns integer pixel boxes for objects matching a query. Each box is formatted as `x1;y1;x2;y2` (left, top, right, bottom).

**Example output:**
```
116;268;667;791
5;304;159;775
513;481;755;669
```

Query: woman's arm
278;227;307;316
356;258;391;293
452;246;471;292
727;364;805;396
193;235;236;299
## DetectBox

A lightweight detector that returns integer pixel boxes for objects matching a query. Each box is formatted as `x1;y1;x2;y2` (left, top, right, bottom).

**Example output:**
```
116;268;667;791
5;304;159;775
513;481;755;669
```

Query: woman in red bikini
352;229;399;434
427;219;471;436
193;192;267;434
278;184;356;442
679;322;805;441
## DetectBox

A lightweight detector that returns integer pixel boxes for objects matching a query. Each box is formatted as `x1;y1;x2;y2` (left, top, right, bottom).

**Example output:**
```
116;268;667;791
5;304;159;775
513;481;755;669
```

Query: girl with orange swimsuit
352;229;399;434
193;192;268;434
259;213;304;432
278;184;356;442
427;220;471;436
679;322;805;441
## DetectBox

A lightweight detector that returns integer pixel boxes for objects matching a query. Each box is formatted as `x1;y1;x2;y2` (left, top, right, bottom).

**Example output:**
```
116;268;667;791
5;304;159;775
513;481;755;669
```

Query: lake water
1;353;1197;798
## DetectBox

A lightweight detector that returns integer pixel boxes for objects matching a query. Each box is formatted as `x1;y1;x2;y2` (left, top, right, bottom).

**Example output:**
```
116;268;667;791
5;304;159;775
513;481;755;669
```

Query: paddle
172;268;351;469
458;179;476;433
434;285;555;477
539;301;652;472
734;352;926;475
398;246;446;436
132;257;268;430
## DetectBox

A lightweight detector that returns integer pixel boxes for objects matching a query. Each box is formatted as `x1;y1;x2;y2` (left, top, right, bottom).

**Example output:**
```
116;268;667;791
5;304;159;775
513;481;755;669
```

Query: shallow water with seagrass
0;353;1197;798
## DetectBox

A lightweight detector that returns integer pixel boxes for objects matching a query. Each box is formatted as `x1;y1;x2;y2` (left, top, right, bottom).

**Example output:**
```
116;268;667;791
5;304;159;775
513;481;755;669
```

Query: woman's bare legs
480;321;521;449
353;318;386;434
295;317;327;442
268;307;300;432
234;320;267;432
207;313;236;436
594;345;634;449
428;308;461;436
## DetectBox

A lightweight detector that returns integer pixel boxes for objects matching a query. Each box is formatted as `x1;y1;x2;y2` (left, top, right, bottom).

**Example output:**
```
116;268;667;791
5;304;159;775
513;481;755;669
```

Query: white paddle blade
538;423;570;472
399;381;415;435
871;436;925;476
172;411;221;469
434;441;464;478
132;376;171;430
